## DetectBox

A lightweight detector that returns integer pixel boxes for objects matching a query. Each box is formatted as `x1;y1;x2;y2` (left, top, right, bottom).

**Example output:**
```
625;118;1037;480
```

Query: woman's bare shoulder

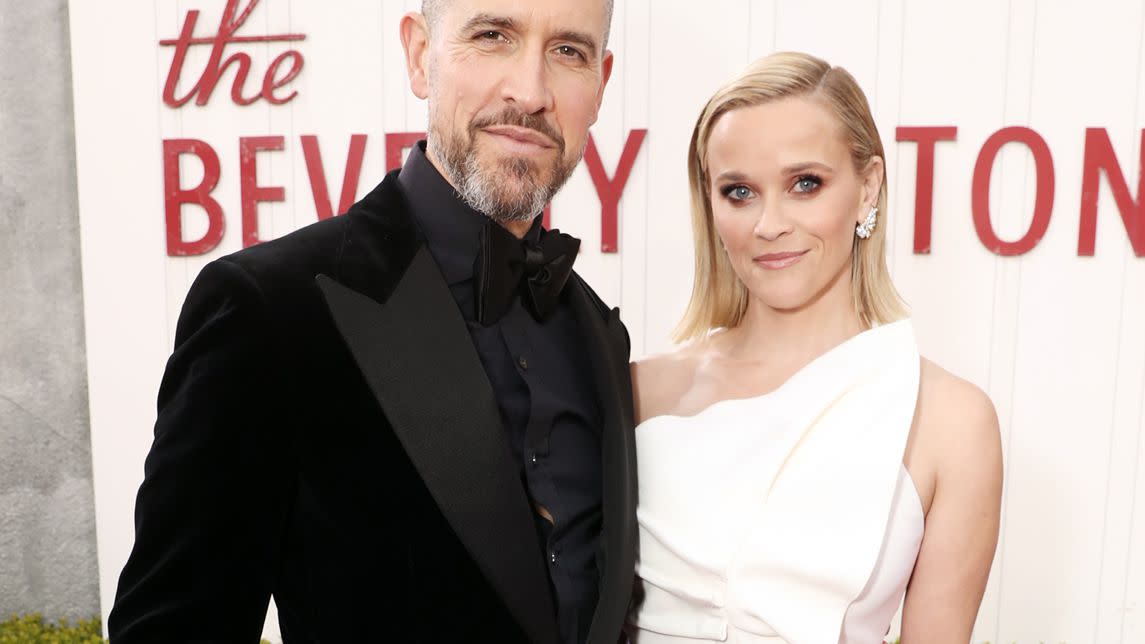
631;343;704;425
917;358;999;436
915;357;1002;479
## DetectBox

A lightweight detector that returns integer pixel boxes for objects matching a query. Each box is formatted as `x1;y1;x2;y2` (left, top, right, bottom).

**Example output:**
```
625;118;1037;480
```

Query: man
109;0;634;642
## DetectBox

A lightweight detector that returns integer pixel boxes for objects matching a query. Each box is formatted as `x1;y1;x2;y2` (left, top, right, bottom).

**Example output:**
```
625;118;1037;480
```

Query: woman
626;52;1003;643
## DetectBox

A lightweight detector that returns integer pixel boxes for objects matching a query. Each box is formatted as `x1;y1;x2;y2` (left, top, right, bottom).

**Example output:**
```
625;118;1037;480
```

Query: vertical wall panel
615;0;653;356
1125;379;1145;641
996;2;1143;641
893;0;1010;394
1093;5;1145;640
773;0;880;93
71;2;169;627
746;0;778;64
975;1;1037;639
1109;7;1145;642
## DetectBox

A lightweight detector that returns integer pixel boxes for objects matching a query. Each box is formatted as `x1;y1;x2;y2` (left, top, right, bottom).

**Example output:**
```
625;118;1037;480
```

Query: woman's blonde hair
674;51;906;342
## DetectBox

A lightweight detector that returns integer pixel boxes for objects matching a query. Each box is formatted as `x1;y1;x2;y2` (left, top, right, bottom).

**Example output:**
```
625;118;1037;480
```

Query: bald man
110;1;634;642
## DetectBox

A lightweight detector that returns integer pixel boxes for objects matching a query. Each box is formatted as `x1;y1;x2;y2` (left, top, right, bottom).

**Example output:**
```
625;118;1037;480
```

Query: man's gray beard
429;126;580;224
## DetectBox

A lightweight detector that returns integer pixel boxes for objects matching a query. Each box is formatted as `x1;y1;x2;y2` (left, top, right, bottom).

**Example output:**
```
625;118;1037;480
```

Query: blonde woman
627;53;1003;643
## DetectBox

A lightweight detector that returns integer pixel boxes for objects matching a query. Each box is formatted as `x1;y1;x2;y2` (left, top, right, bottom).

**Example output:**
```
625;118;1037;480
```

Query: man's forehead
441;0;610;35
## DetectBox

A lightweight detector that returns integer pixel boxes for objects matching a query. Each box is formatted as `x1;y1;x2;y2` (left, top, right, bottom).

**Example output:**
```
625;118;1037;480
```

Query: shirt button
529;451;538;466
517;356;529;370
550;551;558;564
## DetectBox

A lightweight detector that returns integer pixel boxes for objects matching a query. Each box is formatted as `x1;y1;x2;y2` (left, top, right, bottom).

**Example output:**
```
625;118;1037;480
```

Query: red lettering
239;136;286;248
164;139;224;256
971;127;1055;256
160;0;306;108
301;134;368;220
222;52;259;106
263;51;304;105
385;132;426;172
1079;128;1145;257
160;11;202;107
584;129;647;253
896;126;958;254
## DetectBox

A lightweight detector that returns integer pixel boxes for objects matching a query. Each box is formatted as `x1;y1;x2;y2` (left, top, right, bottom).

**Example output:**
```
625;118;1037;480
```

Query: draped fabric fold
628;320;924;644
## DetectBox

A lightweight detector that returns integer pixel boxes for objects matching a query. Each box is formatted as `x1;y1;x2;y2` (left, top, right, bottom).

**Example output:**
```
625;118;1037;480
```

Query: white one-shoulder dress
627;320;924;644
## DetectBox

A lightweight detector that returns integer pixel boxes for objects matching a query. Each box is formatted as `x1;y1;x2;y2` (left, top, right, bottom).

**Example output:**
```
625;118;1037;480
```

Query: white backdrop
69;1;1145;641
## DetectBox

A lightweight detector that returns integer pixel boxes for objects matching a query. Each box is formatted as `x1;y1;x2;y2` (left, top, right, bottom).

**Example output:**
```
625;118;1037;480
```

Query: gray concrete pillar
0;0;100;622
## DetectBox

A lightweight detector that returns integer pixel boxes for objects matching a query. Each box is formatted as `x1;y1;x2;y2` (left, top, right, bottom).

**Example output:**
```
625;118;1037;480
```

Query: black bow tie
473;220;580;325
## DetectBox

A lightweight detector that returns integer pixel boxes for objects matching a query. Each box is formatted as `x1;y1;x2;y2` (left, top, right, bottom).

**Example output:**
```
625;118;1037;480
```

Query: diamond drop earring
855;206;878;239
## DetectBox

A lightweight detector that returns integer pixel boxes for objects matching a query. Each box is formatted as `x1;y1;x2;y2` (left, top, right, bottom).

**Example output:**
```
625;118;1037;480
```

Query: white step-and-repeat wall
70;1;1145;641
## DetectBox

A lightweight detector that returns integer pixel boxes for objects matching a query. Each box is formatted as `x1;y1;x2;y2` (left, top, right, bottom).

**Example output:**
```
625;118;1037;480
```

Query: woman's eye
727;186;754;201
793;175;822;193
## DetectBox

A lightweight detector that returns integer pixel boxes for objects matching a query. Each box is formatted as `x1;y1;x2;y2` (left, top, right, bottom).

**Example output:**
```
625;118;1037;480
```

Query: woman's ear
858;156;885;222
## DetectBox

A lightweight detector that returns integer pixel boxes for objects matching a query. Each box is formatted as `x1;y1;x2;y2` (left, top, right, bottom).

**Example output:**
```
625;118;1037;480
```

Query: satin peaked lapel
567;280;638;644
316;247;558;644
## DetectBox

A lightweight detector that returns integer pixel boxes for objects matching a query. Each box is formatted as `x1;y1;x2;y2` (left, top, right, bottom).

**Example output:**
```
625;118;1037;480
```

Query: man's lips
481;125;556;149
753;249;809;269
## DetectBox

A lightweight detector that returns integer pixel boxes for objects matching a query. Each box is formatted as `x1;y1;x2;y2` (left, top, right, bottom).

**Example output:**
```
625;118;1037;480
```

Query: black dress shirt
398;142;603;644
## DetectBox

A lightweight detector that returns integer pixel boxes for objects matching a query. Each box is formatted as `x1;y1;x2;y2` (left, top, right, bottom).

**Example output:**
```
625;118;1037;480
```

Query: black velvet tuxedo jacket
109;171;637;644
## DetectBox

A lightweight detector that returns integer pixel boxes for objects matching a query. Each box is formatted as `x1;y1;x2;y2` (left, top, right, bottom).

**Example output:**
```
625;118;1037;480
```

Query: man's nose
499;47;554;114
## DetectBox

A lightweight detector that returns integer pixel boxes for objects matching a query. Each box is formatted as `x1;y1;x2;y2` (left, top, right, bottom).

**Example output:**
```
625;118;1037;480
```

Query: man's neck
500;218;535;239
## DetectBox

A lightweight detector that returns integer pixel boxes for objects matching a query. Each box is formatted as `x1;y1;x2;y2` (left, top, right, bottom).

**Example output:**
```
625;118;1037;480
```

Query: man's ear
400;12;431;100
588;49;615;126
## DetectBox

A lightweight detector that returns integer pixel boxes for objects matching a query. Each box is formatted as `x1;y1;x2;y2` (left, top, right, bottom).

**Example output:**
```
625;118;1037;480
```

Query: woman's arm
900;365;1003;643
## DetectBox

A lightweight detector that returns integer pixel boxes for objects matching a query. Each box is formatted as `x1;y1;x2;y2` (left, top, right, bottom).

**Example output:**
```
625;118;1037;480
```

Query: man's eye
556;45;585;60
476;30;506;42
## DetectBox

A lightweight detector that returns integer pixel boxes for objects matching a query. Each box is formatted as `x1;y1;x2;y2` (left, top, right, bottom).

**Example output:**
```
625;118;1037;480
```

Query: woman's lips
753;249;809;269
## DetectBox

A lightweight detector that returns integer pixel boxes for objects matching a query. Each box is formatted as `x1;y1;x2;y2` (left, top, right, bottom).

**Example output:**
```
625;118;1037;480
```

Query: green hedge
0;614;104;644
0;615;275;644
